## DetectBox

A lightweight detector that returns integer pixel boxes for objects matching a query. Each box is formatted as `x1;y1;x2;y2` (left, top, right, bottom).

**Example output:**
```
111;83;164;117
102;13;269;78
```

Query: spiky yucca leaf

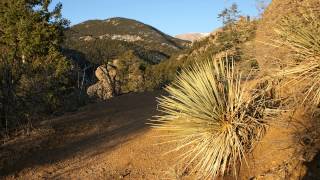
151;58;265;179
274;3;320;105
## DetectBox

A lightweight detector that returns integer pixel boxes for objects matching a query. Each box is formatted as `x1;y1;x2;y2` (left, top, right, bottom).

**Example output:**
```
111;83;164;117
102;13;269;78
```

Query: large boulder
87;64;120;100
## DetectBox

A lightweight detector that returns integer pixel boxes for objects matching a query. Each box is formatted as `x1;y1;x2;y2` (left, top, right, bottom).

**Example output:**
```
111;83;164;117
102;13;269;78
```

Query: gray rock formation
87;64;120;100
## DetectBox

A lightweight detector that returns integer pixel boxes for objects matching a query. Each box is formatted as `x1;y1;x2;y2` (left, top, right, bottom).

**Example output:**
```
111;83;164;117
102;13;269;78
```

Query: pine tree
0;0;71;131
217;3;244;60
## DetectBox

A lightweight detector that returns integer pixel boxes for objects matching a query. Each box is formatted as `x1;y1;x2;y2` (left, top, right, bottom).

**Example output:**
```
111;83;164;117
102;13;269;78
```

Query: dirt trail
1;91;186;179
1;91;318;180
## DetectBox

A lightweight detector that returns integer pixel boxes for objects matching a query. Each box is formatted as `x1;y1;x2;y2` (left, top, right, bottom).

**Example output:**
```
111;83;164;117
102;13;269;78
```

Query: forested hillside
64;17;189;65
146;5;258;87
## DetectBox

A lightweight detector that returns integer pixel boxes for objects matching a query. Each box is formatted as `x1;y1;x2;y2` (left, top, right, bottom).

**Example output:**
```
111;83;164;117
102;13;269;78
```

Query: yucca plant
274;2;320;105
151;57;266;179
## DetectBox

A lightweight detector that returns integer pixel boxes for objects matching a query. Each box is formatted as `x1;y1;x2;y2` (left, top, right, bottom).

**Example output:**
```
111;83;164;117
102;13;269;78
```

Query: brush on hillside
274;2;320;105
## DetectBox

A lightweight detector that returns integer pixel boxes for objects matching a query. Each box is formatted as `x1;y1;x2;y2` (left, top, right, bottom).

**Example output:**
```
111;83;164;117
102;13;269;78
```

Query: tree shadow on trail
0;91;162;177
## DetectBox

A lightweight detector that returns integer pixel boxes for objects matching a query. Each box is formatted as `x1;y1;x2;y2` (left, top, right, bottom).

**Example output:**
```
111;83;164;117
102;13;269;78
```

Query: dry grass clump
274;2;320;105
151;57;266;179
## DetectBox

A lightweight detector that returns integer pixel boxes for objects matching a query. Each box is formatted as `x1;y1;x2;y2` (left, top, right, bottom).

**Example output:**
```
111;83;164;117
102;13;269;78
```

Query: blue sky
51;0;270;36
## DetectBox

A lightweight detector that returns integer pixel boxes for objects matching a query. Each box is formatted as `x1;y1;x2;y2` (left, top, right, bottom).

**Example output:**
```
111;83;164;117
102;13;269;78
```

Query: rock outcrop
87;64;120;100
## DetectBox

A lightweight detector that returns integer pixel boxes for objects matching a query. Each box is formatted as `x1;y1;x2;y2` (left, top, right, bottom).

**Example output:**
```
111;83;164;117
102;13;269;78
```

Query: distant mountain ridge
64;17;190;65
175;32;210;42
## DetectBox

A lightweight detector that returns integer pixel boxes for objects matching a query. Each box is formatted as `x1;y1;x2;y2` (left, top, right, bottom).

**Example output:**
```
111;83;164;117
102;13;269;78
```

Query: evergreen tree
217;3;243;60
218;3;240;27
0;0;71;131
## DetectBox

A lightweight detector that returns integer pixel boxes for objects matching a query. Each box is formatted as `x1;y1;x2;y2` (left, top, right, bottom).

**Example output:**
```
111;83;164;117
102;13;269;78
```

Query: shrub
151;57;266;178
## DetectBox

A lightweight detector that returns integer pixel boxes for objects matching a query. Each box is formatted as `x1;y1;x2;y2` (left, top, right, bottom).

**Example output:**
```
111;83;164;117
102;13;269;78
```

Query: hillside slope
250;0;320;179
255;0;320;71
146;17;257;87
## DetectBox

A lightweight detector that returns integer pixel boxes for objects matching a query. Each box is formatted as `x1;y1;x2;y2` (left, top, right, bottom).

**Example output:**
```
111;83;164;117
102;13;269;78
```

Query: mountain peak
175;32;210;42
